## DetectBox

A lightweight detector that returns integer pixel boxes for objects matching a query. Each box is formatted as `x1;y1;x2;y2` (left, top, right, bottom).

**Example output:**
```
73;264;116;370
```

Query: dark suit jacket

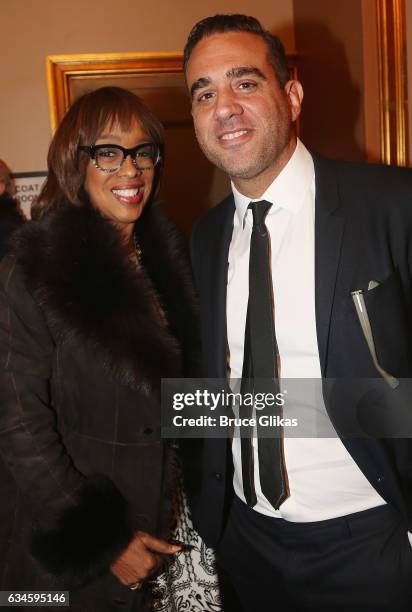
189;153;412;547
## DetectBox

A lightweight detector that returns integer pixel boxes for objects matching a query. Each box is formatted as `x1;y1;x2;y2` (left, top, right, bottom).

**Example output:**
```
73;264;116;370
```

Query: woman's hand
110;531;181;587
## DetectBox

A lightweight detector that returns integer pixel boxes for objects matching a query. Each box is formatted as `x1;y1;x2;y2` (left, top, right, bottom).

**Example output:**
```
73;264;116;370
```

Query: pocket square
367;280;380;290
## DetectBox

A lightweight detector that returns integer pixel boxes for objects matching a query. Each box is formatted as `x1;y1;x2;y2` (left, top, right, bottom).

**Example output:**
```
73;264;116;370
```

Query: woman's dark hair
33;86;164;219
183;14;290;87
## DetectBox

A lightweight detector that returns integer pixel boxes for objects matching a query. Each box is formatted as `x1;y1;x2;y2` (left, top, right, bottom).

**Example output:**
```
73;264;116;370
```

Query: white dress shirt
227;139;386;521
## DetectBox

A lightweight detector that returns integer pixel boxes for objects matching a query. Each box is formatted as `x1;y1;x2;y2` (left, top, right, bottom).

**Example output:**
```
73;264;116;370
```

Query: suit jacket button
143;427;153;436
213;472;222;481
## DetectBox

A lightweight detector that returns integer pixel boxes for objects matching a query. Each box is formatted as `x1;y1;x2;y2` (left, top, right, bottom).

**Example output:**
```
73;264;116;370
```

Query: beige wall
0;0;294;173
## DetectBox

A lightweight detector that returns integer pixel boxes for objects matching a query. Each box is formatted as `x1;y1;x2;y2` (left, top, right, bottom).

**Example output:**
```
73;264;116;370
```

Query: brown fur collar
12;203;198;392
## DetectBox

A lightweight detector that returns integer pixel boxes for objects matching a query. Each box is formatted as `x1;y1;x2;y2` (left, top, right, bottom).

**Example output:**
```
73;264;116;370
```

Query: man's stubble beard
194;111;293;182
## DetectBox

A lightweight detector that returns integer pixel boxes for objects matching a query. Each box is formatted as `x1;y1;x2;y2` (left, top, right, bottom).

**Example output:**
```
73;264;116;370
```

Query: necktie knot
248;200;272;230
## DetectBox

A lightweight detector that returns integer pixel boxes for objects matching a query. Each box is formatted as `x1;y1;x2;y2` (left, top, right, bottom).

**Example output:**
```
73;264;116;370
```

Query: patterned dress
152;457;222;612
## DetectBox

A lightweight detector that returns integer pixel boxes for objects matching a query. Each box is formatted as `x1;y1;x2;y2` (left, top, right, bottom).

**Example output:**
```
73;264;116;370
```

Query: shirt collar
232;139;314;227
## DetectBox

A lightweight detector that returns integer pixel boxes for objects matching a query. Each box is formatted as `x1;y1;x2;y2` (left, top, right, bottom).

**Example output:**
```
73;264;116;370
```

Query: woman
0;87;199;611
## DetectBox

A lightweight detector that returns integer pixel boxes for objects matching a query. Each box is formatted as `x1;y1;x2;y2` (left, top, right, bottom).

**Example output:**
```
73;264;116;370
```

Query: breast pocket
356;268;411;377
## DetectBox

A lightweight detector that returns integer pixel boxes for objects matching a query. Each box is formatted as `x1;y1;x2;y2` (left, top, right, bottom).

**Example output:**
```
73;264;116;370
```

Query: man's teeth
112;188;141;197
221;130;247;141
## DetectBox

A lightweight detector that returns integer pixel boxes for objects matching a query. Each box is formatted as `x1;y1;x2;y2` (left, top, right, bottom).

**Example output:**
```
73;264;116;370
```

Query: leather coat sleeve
0;257;134;588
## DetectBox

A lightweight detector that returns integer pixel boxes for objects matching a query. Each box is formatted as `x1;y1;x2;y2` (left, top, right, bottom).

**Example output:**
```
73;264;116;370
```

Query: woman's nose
118;154;140;176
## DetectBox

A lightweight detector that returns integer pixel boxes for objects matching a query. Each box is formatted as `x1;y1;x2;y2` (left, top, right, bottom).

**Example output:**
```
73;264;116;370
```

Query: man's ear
0;181;6;197
284;80;304;123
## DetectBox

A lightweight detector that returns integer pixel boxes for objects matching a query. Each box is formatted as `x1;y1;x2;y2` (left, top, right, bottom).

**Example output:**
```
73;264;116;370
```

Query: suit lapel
314;154;345;375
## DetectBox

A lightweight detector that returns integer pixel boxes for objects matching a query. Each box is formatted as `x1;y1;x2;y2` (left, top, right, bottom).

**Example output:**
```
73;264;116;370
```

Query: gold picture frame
46;52;187;132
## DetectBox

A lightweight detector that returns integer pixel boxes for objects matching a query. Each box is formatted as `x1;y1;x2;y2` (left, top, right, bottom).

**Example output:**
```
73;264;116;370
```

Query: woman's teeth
112;188;141;197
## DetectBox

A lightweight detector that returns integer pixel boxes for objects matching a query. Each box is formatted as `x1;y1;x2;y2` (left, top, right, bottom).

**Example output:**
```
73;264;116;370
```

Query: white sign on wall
12;172;47;219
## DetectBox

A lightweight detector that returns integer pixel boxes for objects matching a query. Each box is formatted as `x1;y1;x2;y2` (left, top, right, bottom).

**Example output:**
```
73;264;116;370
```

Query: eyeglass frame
78;142;162;174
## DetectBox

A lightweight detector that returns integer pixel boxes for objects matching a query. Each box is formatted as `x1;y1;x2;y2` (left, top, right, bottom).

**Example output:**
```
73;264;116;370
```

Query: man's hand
110;531;181;587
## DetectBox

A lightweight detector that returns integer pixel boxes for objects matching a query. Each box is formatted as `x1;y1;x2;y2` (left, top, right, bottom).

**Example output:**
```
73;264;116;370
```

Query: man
183;13;412;611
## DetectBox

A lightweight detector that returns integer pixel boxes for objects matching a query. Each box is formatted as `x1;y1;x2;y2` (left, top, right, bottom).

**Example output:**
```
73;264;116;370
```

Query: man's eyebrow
190;77;212;99
226;66;267;80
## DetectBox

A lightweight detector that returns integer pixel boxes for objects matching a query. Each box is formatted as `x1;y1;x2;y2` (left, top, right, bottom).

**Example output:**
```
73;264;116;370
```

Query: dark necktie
240;200;289;510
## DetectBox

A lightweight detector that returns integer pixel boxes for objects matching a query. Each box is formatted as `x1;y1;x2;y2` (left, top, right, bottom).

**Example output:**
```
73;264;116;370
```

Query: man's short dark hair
183;14;290;86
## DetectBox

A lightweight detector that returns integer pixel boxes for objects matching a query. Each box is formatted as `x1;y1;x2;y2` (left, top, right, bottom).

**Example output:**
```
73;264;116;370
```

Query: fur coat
0;202;198;609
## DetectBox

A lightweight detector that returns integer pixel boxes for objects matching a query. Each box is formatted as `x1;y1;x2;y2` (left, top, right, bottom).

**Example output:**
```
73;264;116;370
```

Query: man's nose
214;91;243;121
